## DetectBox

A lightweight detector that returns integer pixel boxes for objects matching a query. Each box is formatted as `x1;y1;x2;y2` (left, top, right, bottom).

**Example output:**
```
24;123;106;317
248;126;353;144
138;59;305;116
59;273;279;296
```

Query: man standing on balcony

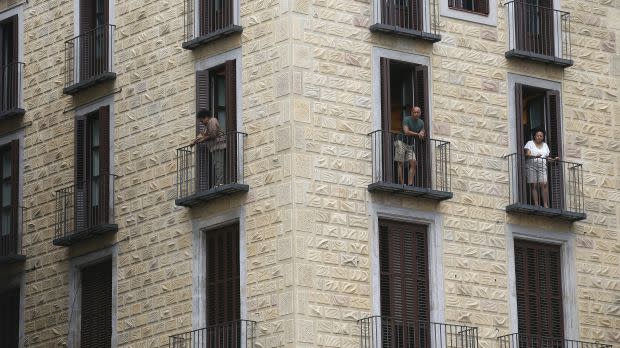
395;105;425;186
190;109;226;187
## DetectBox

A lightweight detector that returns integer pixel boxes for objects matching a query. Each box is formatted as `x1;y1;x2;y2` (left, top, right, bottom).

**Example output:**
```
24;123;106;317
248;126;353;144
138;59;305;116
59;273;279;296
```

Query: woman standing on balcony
523;129;558;208
191;109;227;187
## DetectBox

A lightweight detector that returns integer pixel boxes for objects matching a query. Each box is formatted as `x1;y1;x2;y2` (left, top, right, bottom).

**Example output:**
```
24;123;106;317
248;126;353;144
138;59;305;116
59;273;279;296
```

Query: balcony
0;62;25;120
359;316;479;348
176;132;248;207
505;1;573;67
63;25;116;95
370;0;441;42
169;320;256;348
53;174;117;246
182;0;242;50
368;130;452;200
498;333;613;348
0;207;25;265
505;153;585;221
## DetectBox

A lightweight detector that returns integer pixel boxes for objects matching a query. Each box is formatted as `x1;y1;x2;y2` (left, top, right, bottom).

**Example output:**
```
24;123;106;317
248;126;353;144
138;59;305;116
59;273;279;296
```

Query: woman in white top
523;129;558;208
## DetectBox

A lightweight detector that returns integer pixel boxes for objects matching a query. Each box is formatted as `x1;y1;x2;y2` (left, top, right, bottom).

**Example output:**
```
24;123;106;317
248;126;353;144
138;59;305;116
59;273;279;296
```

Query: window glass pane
2;181;10;206
92;149;100;177
1;208;10;235
91;118;100;147
2;150;11;179
91;179;100;208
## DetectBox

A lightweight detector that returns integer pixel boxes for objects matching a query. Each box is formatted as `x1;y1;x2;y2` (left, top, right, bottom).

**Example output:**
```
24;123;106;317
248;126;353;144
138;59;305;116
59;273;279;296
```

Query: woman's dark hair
196;108;210;119
531;128;545;138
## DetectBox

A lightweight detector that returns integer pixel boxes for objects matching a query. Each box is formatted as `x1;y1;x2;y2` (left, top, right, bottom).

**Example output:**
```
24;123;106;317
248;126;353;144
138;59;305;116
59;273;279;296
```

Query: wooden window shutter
75;115;88;231
379;220;430;322
9;140;18;242
379;57;393;183
414;65;431;188
206;224;240;326
514;240;564;341
81;259;113;348
199;0;209;36
0;287;20;348
79;0;92;80
98;106;111;224
225;60;237;184
195;70;209;192
475;0;489;15
514;84;524;149
545;90;564;209
411;0;422;31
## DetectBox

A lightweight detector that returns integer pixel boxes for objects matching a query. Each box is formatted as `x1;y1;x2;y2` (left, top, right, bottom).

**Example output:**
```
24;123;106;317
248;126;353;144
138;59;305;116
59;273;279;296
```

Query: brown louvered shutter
79;0;93;81
514;240;564;342
545;90;563;209
541;0;554;56
200;0;209;36
380;58;392;183
0;287;20;348
225;60;237;184
414;65;430;188
379;220;430;346
476;0;489;15
99;106;111;224
514;1;525;51
411;0;422;31
514;84;526;204
75;116;87;232
196;70;209;192
206;224;240;326
81;259;112;348
9;140;18;246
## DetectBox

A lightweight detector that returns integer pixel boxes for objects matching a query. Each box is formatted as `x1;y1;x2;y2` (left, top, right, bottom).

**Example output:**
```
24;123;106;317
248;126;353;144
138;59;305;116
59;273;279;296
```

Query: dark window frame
199;0;236;36
448;0;489;16
195;60;238;191
0;15;21;114
0;140;18;257
78;0;111;82
75;106;111;229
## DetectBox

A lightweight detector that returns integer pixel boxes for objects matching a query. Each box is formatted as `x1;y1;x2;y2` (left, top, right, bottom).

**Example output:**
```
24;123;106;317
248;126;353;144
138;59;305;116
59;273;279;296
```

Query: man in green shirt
394;105;425;185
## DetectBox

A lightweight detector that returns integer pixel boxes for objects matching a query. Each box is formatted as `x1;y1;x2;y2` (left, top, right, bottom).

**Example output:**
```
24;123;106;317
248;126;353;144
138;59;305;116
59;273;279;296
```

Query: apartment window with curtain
448;0;489;15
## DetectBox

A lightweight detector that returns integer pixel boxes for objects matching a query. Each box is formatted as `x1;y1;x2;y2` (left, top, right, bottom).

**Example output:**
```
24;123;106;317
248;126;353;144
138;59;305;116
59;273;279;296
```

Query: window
448;0;489;15
515;84;563;207
206;224;240;344
80;259;112;347
514;239;563;341
379;220;429;346
0;140;18;258
199;0;234;35
511;0;556;57
371;0;441;41
75;106;110;230
379;58;430;187
78;0;111;81
195;60;238;191
0;287;19;348
0;14;23;116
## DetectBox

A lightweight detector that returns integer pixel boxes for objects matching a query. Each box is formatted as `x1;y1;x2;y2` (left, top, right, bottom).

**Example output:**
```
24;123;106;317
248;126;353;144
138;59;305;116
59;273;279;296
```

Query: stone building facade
0;0;617;347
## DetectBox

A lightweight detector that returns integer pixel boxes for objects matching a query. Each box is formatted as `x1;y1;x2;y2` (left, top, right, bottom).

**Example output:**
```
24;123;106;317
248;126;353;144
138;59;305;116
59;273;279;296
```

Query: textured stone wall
8;0;618;347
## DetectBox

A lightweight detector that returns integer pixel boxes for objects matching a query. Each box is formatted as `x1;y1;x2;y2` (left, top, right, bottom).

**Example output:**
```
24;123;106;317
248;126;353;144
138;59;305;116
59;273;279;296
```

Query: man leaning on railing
190;108;227;187
395;105;426;186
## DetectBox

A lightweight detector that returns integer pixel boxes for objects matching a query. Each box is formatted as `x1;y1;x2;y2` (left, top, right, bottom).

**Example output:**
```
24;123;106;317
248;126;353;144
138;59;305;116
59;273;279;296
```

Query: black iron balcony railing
0;62;25;119
505;1;573;67
169;320;256;348
370;0;441;42
0;206;25;264
498;333;613;348
505;153;585;221
53;174;117;246
359;316;479;348
64;24;116;95
369;130;452;200
183;0;242;49
176;131;248;207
